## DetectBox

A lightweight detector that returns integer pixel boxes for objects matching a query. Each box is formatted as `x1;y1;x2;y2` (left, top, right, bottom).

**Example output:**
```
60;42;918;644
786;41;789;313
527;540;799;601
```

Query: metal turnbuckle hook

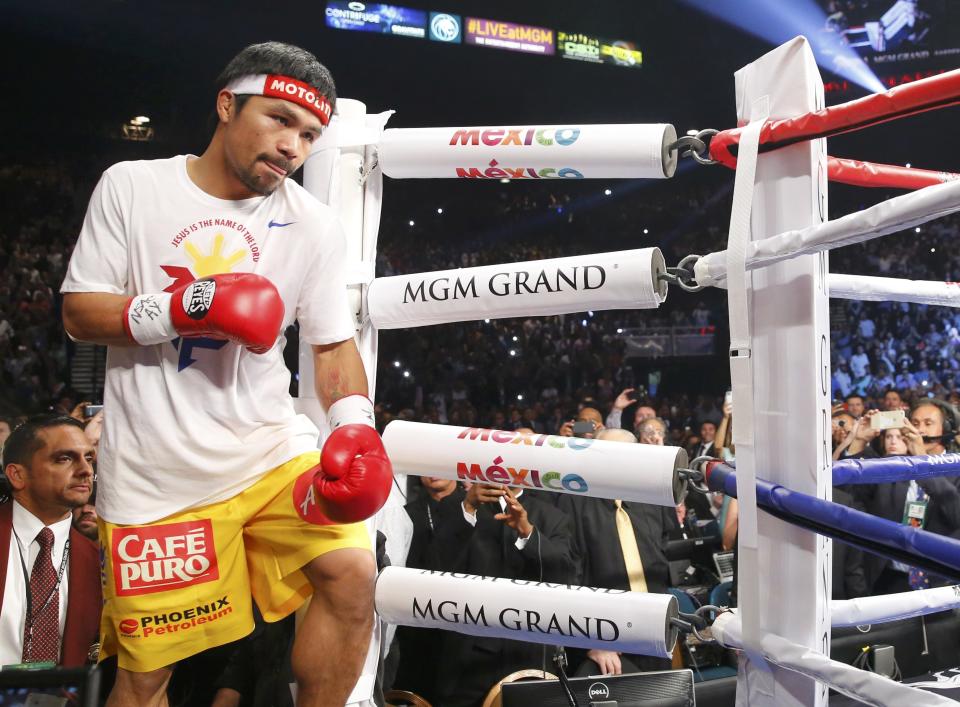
660;254;705;293
691;129;720;166
670;129;719;166
678;458;715;495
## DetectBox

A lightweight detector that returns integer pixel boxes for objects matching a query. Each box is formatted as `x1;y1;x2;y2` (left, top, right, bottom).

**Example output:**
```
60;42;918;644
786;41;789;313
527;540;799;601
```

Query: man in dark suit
392;476;466;701
860;401;960;593
0;414;101;667
558;428;673;677
429;478;576;707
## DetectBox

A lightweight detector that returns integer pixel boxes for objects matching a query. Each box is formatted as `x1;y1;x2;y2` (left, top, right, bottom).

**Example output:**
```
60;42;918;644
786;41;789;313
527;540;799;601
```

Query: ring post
732;38;831;707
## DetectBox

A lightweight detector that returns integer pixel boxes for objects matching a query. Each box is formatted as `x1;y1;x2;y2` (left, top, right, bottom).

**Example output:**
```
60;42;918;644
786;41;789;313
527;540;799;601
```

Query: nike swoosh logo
268;220;297;228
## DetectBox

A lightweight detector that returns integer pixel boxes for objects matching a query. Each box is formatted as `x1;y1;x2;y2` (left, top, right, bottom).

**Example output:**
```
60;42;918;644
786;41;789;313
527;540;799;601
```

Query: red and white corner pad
709;68;960;191
225;74;332;126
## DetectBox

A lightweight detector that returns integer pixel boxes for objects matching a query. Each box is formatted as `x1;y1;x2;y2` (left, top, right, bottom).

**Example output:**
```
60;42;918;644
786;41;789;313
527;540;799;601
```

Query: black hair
215;41;337;116
3;414;85;470
844;394;864;402
910;398;960;452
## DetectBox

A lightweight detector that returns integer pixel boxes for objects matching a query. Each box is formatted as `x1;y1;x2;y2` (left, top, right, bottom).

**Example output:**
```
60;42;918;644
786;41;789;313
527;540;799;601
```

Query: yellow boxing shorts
97;451;371;672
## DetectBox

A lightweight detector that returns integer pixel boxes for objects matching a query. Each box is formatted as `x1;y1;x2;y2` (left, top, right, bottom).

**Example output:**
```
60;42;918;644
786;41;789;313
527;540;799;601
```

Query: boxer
61;41;390;707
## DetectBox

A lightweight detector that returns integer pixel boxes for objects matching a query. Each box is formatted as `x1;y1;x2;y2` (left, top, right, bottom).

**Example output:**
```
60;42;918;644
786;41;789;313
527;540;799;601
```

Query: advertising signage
429;12;462;43
325;1;427;39
557;31;602;63
558;30;643;68
601;39;642;68
464;17;555;55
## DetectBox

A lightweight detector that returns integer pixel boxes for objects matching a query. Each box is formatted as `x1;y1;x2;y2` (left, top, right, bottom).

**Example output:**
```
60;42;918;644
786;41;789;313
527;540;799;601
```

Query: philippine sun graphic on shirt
164;227;259;371
60;155;357;524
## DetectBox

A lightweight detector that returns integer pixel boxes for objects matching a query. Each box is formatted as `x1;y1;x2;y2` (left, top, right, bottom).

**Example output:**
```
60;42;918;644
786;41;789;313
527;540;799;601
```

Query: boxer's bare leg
294;548;376;707
107;666;172;707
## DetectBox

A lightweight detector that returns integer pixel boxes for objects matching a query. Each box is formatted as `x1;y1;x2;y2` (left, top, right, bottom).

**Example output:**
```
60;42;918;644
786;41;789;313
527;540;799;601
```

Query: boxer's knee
303;547;376;623
109;666;172;707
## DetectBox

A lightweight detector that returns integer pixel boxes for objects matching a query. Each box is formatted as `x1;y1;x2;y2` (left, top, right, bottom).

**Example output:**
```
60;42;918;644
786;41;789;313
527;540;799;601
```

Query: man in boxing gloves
60;42;391;707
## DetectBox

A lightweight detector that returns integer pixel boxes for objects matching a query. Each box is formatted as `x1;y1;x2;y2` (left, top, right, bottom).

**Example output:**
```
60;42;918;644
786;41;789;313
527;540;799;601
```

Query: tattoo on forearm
325;369;345;404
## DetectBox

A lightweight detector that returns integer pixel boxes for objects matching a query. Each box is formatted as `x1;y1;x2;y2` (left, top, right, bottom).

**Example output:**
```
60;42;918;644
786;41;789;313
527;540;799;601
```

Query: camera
572;420;597;437
84;404;103;418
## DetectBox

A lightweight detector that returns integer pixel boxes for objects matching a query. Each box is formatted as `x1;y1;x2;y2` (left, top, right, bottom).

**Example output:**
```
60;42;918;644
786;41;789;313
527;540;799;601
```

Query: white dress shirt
0;502;72;665
462;490;533;549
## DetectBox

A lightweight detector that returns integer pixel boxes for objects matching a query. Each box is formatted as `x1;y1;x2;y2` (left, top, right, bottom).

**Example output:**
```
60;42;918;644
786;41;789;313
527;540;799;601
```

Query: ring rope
827;156;960;190
689;178;960;288
705;462;960;583
712;611;959;707
708;69;960;169
833;453;960;486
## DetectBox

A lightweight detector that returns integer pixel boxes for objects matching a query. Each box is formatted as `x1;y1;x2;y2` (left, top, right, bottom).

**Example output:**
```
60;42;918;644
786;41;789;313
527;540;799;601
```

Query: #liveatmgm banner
367;248;667;330
378;123;678;179
376;567;678;658
382;420;686;506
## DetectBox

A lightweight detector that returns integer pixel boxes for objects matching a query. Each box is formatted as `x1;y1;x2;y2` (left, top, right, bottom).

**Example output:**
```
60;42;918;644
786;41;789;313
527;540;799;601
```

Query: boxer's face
220;92;324;197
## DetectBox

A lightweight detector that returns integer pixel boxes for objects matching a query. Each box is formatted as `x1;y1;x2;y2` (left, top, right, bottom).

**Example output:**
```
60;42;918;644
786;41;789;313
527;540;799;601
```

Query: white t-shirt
61;155;355;524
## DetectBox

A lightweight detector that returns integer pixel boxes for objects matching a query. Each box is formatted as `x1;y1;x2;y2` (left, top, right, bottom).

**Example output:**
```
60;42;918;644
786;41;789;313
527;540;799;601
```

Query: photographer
859;400;960;593
558;407;605;439
832;410;879;461
604;388;656;436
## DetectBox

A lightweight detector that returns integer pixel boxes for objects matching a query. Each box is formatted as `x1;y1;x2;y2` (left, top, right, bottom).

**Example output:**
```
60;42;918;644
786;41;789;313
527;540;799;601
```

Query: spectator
558;428;673;677
393;477;466;702
636;417;666;446
883;388;905;411
0;418;12;449
691;420;717;459
832;412;878;461
428;474;576;705
71;497;98;543
858;401;960;593
604;388;637;430
850;345;870;381
845;394;866;419
0;414;100;666
831;486;870;601
832;363;853;399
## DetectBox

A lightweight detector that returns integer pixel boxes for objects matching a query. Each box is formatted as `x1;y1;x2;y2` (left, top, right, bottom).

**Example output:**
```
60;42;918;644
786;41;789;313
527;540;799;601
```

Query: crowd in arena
4;156;960;705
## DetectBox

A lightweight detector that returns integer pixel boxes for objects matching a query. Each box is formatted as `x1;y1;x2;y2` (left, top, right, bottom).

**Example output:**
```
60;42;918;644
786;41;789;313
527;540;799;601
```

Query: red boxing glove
293;396;393;525
124;273;284;354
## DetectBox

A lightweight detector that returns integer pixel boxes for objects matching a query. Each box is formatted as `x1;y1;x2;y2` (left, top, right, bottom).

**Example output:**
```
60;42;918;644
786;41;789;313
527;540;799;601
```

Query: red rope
709;68;960;189
828;158;960;190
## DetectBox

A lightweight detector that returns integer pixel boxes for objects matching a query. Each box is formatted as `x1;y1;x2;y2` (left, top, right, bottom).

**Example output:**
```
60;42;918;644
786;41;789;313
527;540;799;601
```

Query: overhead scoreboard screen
815;0;960;88
325;1;427;38
323;3;644;69
464;17;555;55
558;30;643;68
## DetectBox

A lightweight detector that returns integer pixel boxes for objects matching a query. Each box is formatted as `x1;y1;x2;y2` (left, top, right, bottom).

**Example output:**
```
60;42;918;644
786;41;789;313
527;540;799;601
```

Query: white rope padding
381;420;686;507
367;248;667;330
378;123;678;179
712;611;959;707
830;274;960;308
831;585;960;627
695;179;960;287
375;567;678;658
